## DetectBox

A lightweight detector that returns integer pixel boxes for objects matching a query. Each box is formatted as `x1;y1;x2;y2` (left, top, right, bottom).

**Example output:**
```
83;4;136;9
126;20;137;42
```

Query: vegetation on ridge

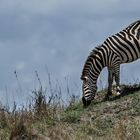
0;83;140;139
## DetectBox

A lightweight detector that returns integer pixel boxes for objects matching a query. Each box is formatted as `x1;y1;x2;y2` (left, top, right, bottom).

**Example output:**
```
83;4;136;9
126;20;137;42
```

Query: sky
0;0;140;106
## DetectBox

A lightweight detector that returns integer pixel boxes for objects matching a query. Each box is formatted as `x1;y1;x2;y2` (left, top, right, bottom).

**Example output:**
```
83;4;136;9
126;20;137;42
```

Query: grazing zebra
81;20;140;107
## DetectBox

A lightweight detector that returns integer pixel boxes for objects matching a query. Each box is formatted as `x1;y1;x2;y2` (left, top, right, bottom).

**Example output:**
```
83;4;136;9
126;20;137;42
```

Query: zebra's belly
122;54;140;63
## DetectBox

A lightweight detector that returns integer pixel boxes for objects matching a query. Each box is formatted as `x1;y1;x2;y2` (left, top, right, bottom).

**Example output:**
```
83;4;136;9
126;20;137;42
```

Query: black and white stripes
81;20;140;107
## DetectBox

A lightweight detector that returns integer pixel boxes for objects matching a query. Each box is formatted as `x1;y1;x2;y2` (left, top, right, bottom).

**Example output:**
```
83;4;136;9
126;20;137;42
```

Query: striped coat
81;20;140;107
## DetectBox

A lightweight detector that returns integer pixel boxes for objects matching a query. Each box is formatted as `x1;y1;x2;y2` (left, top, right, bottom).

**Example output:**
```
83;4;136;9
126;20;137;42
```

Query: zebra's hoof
116;91;121;95
104;96;110;101
82;97;91;107
112;91;121;96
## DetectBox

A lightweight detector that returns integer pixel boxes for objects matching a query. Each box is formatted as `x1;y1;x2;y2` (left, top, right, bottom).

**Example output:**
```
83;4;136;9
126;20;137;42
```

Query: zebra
81;20;140;107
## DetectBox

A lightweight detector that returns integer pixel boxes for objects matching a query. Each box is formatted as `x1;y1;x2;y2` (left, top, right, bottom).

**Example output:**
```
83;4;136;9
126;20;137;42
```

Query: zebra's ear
136;28;140;39
80;76;88;81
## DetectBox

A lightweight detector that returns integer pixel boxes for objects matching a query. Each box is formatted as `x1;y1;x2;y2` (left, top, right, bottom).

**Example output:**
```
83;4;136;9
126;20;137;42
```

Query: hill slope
1;84;140;140
48;84;140;140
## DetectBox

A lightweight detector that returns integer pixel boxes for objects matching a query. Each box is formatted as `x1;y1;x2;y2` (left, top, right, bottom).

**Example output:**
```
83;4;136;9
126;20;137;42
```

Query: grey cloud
0;0;140;105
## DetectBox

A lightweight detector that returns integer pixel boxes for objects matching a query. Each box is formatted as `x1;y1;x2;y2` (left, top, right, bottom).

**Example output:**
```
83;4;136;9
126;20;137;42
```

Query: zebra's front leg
114;65;121;95
105;68;114;100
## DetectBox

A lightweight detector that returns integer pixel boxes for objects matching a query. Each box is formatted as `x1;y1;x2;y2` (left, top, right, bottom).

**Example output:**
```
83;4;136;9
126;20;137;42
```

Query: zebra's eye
81;76;88;81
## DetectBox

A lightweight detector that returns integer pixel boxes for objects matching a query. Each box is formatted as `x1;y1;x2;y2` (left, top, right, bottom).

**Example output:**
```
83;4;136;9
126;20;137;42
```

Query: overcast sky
0;0;140;106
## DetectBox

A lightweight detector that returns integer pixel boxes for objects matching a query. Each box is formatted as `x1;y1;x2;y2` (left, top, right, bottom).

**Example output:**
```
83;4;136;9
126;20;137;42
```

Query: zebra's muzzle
82;97;91;107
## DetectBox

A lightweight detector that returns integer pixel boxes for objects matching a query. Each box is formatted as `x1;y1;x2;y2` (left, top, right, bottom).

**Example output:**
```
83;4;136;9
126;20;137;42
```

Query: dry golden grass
0;83;140;139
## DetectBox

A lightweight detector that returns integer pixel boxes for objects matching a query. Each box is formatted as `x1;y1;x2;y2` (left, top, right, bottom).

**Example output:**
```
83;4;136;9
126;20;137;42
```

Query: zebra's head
81;75;97;107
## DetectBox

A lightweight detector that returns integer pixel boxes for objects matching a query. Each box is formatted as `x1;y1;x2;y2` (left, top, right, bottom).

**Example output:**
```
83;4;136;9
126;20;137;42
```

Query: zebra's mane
81;45;102;78
90;45;102;56
125;20;140;31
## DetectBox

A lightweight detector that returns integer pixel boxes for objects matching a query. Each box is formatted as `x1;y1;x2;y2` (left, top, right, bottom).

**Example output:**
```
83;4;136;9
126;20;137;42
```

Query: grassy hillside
1;84;140;140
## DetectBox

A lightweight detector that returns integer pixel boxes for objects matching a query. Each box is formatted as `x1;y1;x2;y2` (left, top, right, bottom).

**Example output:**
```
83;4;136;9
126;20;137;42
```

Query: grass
1;83;140;139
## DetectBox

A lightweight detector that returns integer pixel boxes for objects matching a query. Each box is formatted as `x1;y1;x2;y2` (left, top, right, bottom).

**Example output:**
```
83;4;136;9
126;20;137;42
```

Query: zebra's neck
81;45;108;84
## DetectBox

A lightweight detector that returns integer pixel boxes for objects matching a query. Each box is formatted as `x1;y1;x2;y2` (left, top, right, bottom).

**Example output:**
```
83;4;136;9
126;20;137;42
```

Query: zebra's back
102;20;140;64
